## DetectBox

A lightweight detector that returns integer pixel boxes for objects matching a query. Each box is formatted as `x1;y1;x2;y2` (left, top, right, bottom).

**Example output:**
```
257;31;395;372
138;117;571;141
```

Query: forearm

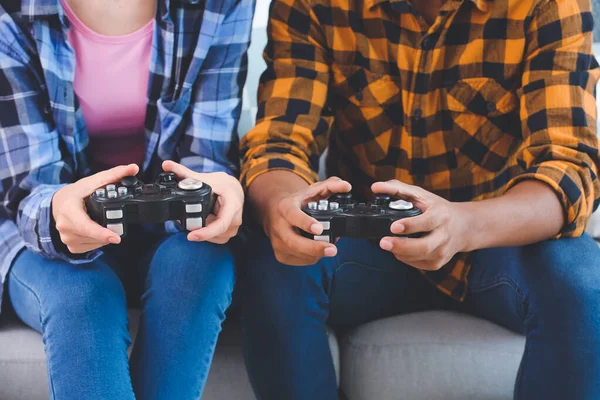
462;180;565;251
248;170;311;224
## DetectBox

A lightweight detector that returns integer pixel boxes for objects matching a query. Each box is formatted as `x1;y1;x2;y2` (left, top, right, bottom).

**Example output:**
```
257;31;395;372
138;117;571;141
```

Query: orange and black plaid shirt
240;0;600;300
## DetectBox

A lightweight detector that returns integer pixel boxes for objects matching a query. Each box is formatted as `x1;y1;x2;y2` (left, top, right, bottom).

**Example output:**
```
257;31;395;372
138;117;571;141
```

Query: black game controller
300;194;423;243
86;172;214;237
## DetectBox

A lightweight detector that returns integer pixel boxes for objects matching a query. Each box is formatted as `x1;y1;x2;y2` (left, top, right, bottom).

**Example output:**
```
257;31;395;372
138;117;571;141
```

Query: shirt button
43;104;52;115
355;91;363;101
486;102;497;113
413;108;423;119
421;36;435;50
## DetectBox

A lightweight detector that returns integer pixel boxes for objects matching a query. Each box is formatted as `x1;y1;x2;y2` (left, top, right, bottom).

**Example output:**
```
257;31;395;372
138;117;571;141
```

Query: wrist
455;201;483;253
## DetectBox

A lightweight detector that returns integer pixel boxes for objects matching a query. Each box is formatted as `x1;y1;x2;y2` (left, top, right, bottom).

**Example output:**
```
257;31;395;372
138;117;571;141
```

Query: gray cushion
0;310;339;400
340;311;525;400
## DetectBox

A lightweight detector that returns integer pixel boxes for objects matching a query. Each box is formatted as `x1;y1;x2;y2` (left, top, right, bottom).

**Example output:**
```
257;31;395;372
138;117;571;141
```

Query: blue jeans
242;234;600;400
8;230;235;400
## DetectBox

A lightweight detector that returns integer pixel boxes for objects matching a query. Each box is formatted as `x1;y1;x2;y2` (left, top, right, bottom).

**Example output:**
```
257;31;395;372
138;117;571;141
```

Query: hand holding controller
52;164;140;254
85;172;213;237
300;193;423;243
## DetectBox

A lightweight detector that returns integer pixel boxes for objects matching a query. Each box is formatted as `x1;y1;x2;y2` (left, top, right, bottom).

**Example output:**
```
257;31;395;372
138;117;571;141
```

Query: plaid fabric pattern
240;0;600;300
0;0;254;308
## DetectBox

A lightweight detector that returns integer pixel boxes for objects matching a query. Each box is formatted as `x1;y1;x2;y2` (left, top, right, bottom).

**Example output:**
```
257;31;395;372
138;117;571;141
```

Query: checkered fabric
240;0;600;300
0;0;254;312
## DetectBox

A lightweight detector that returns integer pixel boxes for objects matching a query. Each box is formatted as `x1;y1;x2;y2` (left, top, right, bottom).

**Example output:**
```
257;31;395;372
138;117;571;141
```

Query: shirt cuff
36;186;101;264
504;161;590;238
241;155;320;191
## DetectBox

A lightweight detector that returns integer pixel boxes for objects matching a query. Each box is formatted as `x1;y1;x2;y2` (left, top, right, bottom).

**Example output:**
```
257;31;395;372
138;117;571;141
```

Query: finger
79;164;140;195
379;232;446;260
188;199;237;241
273;228;337;259
204;231;237;244
191;220;238;244
162;160;193;179
66;242;109;254
390;211;443;235
302;177;352;201
71;211;121;244
281;203;324;235
59;233;106;247
205;236;230;245
275;252;322;267
371;180;427;207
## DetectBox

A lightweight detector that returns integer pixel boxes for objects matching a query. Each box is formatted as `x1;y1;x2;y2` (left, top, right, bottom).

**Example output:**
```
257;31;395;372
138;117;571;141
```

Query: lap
464;234;600;333
8;231;237;331
245;234;600;334
243;235;443;333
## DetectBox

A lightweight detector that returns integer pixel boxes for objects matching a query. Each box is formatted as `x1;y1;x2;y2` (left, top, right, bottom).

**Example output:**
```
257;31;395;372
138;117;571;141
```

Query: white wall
239;0;272;136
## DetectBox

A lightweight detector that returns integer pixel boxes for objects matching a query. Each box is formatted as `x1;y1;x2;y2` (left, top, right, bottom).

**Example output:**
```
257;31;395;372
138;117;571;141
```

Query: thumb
78;164;139;196
162;160;193;179
303;177;352;200
371;180;427;206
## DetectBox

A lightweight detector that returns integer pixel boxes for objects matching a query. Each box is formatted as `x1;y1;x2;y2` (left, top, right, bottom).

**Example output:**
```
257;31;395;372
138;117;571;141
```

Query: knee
43;265;127;329
525;236;600;324
149;233;235;308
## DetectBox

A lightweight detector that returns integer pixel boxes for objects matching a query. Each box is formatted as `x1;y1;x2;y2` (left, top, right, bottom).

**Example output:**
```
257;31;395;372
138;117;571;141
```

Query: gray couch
1;5;599;400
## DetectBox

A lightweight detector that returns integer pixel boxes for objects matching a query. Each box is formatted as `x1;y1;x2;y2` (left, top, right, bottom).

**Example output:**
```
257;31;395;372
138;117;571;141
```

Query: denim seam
468;274;529;321
330;260;385;299
334;261;399;275
8;272;57;399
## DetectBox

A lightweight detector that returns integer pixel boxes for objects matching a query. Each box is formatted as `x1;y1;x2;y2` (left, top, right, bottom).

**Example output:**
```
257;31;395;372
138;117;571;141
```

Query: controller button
320;221;331;230
374;194;391;205
178;178;203;191
318;200;329;211
106;184;116;192
308;201;318;210
95;189;106;198
135;186;144;194
120;176;138;188
186;203;203;213
329;202;339;210
314;235;330;242
186;217;204;230
158;172;176;183
389;200;414;210
117;187;128;197
107;223;124;236
106;210;123;220
107;191;118;199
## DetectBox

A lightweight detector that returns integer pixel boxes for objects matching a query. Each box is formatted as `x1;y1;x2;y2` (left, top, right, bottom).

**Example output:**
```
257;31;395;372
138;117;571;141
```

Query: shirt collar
20;0;203;20
21;0;60;19
366;0;493;13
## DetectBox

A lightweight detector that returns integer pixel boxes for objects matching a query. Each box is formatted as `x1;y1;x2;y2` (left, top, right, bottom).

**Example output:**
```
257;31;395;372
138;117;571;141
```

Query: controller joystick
120;176;139;188
86;174;214;237
158;172;176;184
300;193;422;243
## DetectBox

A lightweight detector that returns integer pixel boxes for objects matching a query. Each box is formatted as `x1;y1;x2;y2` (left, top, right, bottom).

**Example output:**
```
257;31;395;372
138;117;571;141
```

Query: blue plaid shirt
0;0;255;310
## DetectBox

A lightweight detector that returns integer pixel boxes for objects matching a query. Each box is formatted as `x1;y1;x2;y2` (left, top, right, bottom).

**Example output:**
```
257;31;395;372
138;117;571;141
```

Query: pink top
61;0;153;172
